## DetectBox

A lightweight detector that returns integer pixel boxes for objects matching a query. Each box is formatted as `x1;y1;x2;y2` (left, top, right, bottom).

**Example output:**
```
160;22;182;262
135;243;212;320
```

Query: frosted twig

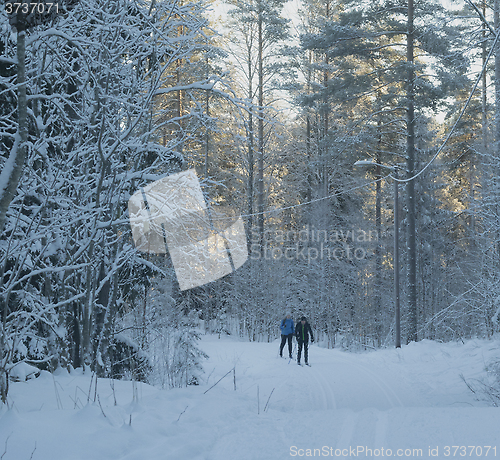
203;367;234;394
97;394;107;418
87;373;94;404
52;375;63;410
0;433;11;460
206;367;215;384
264;388;275;412
29;442;36;460
110;379;117;406
175;405;189;423
257;385;260;415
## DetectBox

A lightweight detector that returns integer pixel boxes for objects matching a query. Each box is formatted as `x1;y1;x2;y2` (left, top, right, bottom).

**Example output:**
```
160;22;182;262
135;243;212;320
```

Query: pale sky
208;0;303;34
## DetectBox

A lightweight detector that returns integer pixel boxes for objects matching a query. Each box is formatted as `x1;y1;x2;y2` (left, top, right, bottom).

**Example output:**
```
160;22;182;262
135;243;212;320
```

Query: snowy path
241;346;404;413
1;335;500;460
193;336;500;459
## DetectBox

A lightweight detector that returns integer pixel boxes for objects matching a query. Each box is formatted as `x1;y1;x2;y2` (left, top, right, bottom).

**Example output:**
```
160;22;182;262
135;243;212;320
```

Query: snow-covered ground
1;335;500;460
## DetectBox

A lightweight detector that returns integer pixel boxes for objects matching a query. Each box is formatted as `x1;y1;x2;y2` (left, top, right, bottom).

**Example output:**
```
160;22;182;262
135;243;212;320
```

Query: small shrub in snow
462;360;500;406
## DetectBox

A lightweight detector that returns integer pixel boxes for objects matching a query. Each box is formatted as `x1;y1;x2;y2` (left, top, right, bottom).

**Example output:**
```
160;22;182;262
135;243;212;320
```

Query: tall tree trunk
176;59;183;156
495;0;500;149
322;0;330;201
176;3;184;157
248;109;254;248
0;28;28;402
205;55;210;178
0;30;28;236
407;0;418;343
375;130;382;345
495;0;500;261
477;0;488;236
247;47;255;250
257;0;265;255
306;50;313;205
482;1;488;154
82;241;95;368
306;115;312;203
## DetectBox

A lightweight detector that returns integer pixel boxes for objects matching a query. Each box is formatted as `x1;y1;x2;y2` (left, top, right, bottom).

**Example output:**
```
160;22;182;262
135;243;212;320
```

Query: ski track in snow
294;345;403;412
335;410;359;450
331;351;405;409
306;363;337;410
273;345;402;413
374;410;389;447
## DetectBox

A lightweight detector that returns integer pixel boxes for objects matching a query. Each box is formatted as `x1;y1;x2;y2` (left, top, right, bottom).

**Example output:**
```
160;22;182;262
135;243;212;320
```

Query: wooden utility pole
407;0;418;343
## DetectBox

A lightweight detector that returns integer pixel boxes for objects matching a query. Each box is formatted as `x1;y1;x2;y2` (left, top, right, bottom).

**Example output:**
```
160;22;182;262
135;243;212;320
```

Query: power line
210;174;391;222
392;21;500;183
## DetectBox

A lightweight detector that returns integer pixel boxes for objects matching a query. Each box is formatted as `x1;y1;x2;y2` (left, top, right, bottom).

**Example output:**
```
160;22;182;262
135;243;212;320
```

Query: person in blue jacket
279;313;295;358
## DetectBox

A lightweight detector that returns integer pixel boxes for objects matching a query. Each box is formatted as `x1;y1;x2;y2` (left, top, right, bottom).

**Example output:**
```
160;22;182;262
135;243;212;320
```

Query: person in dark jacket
279;313;295;358
295;316;314;365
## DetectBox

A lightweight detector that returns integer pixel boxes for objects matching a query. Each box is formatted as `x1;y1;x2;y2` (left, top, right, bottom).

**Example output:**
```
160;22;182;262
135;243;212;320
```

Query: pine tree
298;0;468;344
224;0;290;253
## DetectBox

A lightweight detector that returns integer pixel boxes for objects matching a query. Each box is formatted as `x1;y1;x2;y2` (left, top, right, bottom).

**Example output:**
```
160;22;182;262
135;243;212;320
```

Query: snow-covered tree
298;0;468;344
0;0;223;401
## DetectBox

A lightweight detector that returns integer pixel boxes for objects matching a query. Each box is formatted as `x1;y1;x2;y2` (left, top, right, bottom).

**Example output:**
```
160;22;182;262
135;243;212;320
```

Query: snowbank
0;336;499;460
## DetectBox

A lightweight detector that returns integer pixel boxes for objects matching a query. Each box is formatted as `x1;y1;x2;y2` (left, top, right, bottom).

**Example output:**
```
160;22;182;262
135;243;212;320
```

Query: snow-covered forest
1;0;500;417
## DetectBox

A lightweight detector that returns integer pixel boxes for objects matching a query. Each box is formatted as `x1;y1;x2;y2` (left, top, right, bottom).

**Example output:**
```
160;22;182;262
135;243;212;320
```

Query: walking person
296;316;314;365
279;313;295;358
